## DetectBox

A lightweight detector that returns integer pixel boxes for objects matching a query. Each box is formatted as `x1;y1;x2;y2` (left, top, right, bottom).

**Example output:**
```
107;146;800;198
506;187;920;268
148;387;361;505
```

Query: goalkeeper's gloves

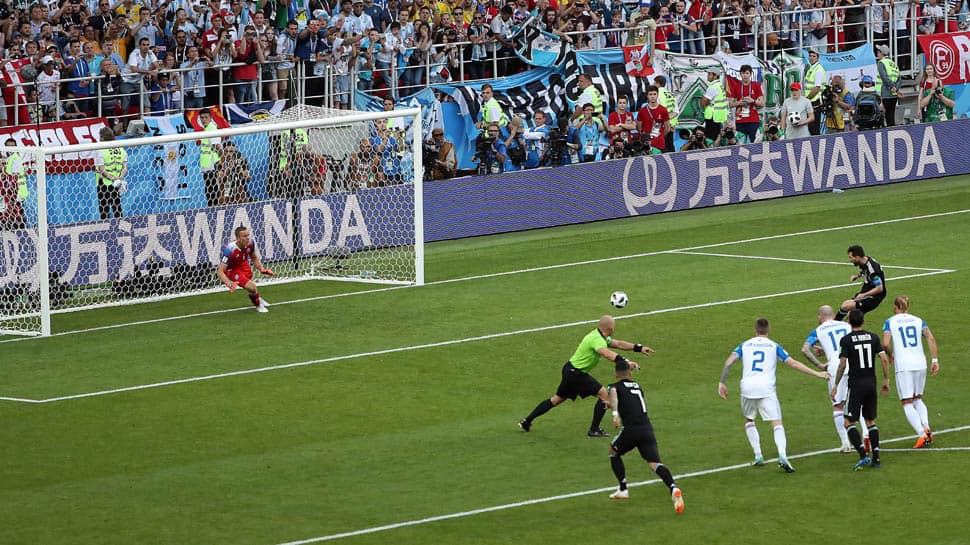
226;281;238;293
259;268;275;276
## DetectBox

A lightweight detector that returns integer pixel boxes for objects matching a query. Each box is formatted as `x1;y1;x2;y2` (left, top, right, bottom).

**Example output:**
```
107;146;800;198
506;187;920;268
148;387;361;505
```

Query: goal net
0;105;423;337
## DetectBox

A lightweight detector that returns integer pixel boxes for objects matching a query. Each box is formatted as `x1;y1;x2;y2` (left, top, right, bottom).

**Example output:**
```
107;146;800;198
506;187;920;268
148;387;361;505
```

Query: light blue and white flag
223;100;287;125
805;44;878;93
142;114;192;201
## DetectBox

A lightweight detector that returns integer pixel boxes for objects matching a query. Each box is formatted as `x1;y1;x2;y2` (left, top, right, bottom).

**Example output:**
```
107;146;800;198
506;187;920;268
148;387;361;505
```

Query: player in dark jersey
833;310;891;471
606;359;684;514
836;245;887;321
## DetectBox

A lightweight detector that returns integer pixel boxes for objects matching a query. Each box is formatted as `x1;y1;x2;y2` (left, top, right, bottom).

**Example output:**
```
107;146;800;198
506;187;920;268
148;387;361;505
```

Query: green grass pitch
2;175;968;545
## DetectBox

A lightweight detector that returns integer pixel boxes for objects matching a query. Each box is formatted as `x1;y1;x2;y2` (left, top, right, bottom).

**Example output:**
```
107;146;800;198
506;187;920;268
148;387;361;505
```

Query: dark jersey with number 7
610;379;651;428
839;329;885;385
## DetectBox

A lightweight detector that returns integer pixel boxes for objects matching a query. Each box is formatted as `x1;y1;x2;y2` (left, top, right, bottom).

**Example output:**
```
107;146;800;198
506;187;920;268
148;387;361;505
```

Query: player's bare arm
597;347;639;370
216;262;235;290
785;357;830;380
718;353;738;399
878;351;891;395
832;357;848;400
609;339;654;355
251;250;275;276
801;342;824;369
925;326;940;375
609;386;620;429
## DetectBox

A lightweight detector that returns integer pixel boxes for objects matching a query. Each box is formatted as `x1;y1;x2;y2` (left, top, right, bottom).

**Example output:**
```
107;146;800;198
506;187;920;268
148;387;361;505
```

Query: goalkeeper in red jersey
217;226;274;313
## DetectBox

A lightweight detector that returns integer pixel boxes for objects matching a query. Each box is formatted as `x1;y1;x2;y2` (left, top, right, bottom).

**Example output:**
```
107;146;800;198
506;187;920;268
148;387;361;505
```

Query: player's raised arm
718;353;738;399
609;339;654;355
597;347;639;370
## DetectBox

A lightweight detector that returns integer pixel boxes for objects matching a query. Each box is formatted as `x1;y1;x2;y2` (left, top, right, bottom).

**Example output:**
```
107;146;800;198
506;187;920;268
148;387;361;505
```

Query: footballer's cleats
609;488;629;500
752;456;766;467
259;298;271;307
671;488;685;514
871;460;882;469
853;456;872;471
256;304;269;313
840;443;854;453
778;459;796;473
587;428;609;438
518;419;531;433
913;434;929;449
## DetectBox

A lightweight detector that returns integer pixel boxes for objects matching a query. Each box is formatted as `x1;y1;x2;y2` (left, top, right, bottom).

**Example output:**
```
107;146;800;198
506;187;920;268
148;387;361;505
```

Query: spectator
173;9;200;46
232;25;264;104
488;5;514;76
90;1;115;40
124;37;159;113
356;29;379;92
295;18;327;105
97;57;123;116
211;28;235;104
625;2;654;46
36;55;61;121
81;25;103;54
67;40;93;111
260;32;281;100
331;31;357;108
148;71;178;115
276;19;298;100
466;12;490;80
867;0;887;46
105;15;132;63
181;45;207;109
169;30;191;66
688;0;712;55
669;1;697;54
132;6;162;48
402;21;431;96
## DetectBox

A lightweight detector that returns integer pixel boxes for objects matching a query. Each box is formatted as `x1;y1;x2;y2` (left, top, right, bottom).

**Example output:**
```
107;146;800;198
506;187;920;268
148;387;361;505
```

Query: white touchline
3;269;953;404
880;447;970;452
0;208;966;346
274;425;970;545
669;251;952;272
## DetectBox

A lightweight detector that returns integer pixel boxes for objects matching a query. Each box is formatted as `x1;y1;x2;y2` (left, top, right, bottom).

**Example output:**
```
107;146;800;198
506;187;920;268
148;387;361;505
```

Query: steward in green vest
701;67;728;141
94;127;128;220
4;137;27;202
2;137;27;229
875;44;900;126
198;109;223;207
804;50;827;135
654;75;679;154
478;83;509;129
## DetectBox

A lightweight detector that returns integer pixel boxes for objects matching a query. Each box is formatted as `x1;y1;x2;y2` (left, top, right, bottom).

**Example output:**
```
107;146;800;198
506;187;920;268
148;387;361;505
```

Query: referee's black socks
869;426;880;462
591;401;607;432
524;398;554;424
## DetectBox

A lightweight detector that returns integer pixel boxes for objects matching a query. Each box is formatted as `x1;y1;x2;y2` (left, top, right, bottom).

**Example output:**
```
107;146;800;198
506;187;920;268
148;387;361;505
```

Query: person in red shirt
637;86;671;153
233;26;264;104
727;64;764;144
607;96;638;146
217;226;275;312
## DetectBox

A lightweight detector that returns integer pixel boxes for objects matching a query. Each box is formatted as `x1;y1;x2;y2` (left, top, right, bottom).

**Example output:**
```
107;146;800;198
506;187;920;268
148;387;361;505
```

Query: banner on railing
224;100;287;124
806;46;878;92
0;118;108;173
917;32;970;86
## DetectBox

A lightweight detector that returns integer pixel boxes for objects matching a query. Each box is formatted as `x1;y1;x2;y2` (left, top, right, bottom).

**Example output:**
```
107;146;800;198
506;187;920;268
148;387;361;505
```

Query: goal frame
3;107;424;337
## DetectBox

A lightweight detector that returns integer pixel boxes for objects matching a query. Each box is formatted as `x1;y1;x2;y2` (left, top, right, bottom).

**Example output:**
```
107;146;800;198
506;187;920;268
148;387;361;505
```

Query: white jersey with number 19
805;319;851;365
884;313;929;371
734;337;791;399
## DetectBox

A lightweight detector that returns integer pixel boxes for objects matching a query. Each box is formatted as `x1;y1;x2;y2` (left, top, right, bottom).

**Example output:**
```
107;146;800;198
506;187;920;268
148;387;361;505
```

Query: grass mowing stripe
273;424;970;545
669;251;952;272
1;208;966;345
3;269;953;404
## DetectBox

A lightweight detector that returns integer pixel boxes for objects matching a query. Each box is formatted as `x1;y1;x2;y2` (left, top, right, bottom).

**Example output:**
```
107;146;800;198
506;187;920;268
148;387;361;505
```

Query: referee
607;359;684;514
836;245;887;321
833;310;891;471
519;316;653;437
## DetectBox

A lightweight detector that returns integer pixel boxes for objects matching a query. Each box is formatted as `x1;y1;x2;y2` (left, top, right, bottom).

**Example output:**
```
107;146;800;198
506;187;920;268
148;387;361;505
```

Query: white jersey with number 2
734;337;791;399
884;313;929;371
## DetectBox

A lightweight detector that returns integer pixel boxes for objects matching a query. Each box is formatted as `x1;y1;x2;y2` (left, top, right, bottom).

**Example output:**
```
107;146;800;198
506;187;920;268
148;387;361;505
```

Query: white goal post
0;106;424;337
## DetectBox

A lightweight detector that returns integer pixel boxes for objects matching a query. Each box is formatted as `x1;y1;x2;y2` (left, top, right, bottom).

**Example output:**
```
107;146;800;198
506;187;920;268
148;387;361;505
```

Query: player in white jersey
801;305;867;453
882;295;940;448
718;318;830;472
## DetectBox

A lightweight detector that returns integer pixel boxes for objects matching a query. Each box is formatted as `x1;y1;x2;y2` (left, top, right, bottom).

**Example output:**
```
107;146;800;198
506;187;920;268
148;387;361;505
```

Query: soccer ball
610;291;628;308
788;111;802;126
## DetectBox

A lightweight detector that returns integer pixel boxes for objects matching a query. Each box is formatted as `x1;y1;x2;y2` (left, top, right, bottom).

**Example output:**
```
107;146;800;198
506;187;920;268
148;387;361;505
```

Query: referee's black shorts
846;378;878;423
611;424;661;463
555;362;603;401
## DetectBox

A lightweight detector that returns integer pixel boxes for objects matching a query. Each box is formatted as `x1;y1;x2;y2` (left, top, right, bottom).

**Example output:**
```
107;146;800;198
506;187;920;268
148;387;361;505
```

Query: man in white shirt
882;295;940;449
718;317;829;472
123;37;159;112
780;82;813;139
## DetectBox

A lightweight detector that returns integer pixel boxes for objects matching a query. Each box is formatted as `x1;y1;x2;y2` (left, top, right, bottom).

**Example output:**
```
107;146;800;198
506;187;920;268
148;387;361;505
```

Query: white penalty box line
274;424;970;545
0;268;954;405
0;208;965;347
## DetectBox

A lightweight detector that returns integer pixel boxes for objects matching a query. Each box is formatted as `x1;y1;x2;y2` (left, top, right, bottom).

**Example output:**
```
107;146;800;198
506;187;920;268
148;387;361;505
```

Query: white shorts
896;369;927;400
741;395;782;421
828;373;848;406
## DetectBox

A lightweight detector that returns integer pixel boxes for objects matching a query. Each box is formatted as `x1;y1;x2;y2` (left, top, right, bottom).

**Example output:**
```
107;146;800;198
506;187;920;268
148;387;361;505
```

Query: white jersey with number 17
734;337;791;399
884;313;929;371
805;319;851;365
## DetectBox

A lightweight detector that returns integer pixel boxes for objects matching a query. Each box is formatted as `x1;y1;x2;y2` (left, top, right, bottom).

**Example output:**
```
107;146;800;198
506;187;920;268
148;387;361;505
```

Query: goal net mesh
0;105;421;336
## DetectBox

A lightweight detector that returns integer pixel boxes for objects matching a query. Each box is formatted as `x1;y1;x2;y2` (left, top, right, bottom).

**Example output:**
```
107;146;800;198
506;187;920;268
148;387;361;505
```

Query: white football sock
913;398;930;431
773;425;788;459
903;403;924;435
745;422;762;457
858;418;869;438
833;410;849;444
